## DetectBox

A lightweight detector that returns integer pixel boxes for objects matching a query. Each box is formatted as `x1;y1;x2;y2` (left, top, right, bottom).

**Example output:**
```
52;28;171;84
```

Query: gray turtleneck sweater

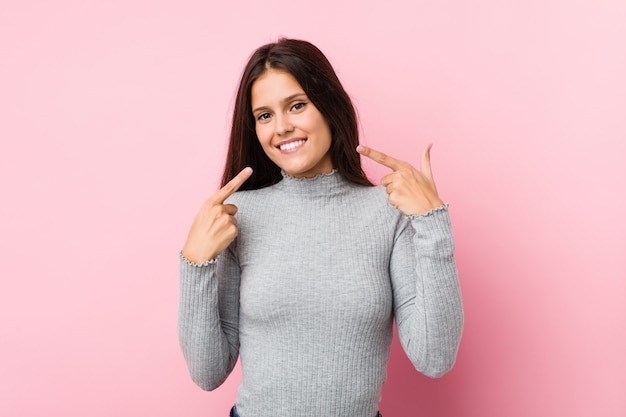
178;171;463;417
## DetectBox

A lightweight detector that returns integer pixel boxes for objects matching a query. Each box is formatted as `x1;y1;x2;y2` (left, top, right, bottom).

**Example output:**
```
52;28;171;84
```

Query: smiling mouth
278;139;307;152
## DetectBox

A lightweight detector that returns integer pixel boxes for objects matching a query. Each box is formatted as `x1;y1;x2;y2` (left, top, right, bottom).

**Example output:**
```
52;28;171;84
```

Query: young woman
179;38;464;417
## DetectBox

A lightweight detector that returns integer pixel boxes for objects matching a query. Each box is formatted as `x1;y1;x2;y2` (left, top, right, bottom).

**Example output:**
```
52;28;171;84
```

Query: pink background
1;1;625;416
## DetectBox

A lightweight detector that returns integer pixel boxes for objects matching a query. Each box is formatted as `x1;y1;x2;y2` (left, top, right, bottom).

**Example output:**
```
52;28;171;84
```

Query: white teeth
279;140;306;151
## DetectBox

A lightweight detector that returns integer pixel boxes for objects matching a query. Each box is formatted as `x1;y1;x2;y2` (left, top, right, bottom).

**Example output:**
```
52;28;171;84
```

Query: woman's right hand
182;167;253;264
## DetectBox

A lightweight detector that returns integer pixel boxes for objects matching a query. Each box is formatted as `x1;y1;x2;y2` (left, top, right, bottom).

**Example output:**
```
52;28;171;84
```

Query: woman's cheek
256;125;271;148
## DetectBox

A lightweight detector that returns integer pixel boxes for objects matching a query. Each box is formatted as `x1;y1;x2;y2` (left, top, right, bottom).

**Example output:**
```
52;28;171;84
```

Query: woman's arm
390;206;464;378
357;144;463;377
178;168;251;389
178;247;241;390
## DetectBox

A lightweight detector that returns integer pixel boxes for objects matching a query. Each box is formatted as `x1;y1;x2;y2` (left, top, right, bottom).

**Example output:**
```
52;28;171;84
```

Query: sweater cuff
408;204;455;255
179;251;217;268
408;203;448;218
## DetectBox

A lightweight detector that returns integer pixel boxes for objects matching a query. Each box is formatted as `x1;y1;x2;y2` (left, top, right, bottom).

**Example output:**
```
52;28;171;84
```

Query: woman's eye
257;112;271;121
291;102;306;111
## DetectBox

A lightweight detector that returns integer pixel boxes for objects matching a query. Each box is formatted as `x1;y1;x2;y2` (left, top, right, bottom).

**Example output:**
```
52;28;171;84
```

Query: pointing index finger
212;167;253;204
356;145;404;171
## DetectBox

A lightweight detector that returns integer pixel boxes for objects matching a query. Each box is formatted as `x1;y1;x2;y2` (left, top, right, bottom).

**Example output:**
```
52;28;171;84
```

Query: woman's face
251;69;333;178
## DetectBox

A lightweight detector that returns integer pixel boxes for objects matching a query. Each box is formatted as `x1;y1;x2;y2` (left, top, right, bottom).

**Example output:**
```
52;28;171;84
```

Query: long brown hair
221;38;373;189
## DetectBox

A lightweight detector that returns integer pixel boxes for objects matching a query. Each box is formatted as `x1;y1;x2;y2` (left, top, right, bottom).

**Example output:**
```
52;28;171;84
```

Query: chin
275;160;312;177
271;153;333;178
282;167;311;177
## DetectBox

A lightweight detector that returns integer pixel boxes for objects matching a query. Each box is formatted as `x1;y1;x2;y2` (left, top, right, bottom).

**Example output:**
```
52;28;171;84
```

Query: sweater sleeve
178;246;241;390
389;205;464;378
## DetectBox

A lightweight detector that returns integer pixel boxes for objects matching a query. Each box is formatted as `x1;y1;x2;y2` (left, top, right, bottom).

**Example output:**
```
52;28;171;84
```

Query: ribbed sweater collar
273;169;350;196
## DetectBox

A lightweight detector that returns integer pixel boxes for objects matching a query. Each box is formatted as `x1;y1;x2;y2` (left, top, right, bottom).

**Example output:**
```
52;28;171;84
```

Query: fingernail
244;167;252;175
356;145;364;153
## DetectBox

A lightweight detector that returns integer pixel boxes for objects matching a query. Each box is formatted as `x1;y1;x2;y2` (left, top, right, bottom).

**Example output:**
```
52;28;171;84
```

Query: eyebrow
252;93;307;113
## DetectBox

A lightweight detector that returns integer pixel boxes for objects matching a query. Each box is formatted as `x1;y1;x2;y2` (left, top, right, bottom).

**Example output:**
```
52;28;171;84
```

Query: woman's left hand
357;144;444;216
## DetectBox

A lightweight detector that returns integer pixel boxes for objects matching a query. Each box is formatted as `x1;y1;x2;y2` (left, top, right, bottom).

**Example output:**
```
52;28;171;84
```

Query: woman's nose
275;115;294;136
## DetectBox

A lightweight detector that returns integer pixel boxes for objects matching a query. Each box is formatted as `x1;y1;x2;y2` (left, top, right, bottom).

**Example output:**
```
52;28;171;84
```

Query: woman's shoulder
225;181;396;217
349;183;391;202
345;184;401;220
224;186;271;205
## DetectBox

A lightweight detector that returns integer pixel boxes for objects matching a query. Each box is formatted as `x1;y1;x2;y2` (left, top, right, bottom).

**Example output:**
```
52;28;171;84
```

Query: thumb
421;143;434;179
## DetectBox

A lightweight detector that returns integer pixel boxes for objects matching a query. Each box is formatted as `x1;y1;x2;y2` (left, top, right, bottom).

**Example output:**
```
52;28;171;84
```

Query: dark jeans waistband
230;406;382;417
